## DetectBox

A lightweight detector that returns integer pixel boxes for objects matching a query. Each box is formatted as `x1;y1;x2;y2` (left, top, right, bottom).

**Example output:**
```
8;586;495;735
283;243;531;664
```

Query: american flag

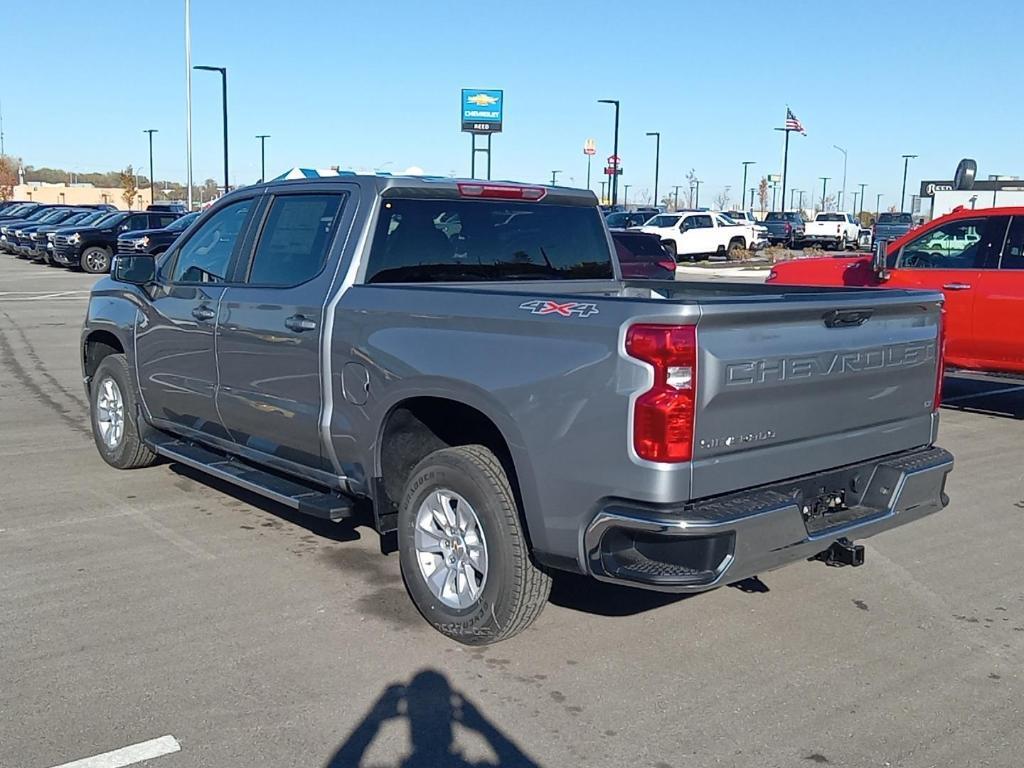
785;108;806;135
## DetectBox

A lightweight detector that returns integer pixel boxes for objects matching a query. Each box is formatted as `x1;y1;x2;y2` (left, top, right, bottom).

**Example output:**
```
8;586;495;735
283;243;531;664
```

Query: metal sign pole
487;133;491;181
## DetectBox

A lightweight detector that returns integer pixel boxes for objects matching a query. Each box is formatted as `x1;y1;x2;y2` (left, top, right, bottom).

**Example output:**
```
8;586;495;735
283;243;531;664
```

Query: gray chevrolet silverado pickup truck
82;176;953;644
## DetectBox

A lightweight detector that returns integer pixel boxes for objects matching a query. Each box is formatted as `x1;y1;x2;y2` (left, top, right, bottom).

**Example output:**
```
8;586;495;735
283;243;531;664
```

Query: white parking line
944;384;1024;404
48;735;180;768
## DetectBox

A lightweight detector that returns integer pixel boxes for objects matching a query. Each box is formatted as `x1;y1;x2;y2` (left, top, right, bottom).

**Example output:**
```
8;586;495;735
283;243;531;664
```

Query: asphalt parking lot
3;257;1023;768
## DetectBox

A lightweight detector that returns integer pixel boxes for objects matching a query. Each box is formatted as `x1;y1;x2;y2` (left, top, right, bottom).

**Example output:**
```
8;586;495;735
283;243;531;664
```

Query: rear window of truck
365;199;613;283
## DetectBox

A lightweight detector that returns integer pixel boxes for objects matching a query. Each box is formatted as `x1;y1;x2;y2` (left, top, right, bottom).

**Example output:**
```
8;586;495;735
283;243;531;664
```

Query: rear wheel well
83;331;124;391
377;397;522;532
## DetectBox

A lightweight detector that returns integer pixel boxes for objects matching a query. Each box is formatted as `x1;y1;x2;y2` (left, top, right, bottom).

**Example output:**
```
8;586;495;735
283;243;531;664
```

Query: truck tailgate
690;289;941;498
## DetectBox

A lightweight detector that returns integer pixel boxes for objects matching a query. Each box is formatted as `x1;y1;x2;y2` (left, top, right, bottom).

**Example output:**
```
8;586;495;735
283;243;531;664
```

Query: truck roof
259;174;599;207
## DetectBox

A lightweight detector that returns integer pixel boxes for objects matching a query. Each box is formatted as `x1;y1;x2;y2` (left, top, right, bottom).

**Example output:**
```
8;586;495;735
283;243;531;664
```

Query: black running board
148;434;353;522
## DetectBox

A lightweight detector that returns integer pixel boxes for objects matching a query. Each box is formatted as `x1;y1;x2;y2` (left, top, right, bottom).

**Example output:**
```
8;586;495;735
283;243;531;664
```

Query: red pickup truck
767;206;1024;375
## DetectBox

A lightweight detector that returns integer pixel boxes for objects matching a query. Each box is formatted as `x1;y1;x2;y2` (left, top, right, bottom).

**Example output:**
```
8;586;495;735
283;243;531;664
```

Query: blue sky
7;0;1023;210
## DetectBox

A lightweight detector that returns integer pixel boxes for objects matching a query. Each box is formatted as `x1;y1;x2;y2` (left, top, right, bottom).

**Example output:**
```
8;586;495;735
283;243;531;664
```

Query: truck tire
727;237;745;258
838;234;848;251
398;444;551;645
89;354;158;470
81;246;112;274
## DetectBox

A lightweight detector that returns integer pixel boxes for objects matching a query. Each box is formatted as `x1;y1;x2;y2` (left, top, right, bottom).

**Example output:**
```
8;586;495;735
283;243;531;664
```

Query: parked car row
604;207;768;261
1;200;191;273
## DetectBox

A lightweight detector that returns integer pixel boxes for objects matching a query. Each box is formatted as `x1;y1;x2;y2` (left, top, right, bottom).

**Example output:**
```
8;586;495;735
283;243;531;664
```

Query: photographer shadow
326;669;540;768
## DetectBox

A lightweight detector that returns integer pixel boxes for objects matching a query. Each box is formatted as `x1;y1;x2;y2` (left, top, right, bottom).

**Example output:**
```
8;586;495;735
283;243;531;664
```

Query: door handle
942;282;972;291
191;305;216;321
285;314;318;332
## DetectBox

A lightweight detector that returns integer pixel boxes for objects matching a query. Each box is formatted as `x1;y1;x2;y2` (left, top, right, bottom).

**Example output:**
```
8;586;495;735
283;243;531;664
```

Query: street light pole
256;134;270;182
672;185;681;210
790;188;797;209
749;187;755;210
798;190;806;210
819;176;831;211
143;129;158;204
876;193;884;218
858;183;867;216
693;179;702;208
598;99;620;205
900;154;917;213
550;170;561;186
833;145;847;211
623;184;631;207
184;0;193;210
194;65;229;195
741;161;755;211
645;131;660;206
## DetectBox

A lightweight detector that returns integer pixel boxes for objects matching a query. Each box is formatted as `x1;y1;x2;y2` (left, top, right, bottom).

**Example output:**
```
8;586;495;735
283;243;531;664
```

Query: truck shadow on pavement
167;463;369;543
548;572;769;616
325;669;541;768
941;374;1024;420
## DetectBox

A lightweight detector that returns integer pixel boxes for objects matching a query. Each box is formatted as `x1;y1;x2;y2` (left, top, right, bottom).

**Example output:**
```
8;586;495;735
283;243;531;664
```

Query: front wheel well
377;397;522;532
83;330;125;390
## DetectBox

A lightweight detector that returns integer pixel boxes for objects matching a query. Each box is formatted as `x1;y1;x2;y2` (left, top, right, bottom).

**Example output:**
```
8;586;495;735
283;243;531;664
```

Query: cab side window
1000;217;1024;270
246;194;344;286
170;199;253;283
897;216;1007;270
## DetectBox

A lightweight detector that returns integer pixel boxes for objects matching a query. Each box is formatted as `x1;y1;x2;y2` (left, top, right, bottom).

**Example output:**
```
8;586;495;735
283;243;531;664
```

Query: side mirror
113;254;156;285
872;239;890;281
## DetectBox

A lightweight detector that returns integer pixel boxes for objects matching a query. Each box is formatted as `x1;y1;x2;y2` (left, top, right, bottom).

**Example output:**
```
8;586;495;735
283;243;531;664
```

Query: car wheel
837;235;848;251
89;354;158;470
727;238;745;258
398;444;551;645
81;246;112;274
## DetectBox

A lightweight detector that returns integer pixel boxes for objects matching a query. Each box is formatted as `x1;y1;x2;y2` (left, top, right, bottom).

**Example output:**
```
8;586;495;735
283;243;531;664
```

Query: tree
817;193;836;213
684;168;697;207
660;194;675;211
713;189;730;211
0;155;19;201
119;166;138;209
757;177;769;214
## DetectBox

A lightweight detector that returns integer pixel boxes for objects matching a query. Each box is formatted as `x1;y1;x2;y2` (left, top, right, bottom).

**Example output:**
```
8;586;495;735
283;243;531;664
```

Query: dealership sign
461;89;503;133
920;180;954;198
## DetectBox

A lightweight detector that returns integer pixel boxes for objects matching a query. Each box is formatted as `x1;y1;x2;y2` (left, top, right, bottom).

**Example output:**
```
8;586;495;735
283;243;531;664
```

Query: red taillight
457;183;546;201
625;324;697;462
658;258;677;274
934;310;946;411
784;222;792;233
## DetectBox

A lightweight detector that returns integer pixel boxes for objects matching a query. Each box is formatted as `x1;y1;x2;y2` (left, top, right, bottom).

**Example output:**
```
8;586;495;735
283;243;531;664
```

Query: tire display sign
461;89;503;134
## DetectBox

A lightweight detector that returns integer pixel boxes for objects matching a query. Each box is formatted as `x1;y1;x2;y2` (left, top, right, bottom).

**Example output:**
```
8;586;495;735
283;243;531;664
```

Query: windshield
613;233;669;260
36;209;72;223
878;212;913;224
725;211;748;221
605;212;629;227
166;211;199;231
365;199;612;283
647;214;680;228
93;212;128;229
2;204;32;217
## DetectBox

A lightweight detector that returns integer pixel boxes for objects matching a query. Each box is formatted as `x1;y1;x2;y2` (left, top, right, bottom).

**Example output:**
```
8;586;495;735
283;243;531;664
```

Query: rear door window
365;199;612;283
999;217;1024;269
245;193;345;286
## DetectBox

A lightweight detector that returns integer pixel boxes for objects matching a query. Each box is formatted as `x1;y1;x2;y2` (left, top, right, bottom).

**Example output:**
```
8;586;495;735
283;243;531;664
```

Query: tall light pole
900;154;917;212
194;65;229;195
819;176;831;211
184;0;193;210
598;99;620;205
672;184;682;210
833;145;847;211
790;188;798;209
645;131;660;207
749;187;755;210
741;161;756;211
256;134;270;182
693;179;702;208
798;189;806;210
876;193;884;218
550;170;561;186
143;129;158;204
623;184;631;207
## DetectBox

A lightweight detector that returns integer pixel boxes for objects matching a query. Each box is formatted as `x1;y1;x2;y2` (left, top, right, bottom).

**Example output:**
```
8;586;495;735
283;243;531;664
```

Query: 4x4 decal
518;299;600;318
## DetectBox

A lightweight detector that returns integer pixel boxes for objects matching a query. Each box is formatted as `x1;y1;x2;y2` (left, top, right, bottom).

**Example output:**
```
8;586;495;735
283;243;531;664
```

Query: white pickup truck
640;211;765;261
803;212;861;249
